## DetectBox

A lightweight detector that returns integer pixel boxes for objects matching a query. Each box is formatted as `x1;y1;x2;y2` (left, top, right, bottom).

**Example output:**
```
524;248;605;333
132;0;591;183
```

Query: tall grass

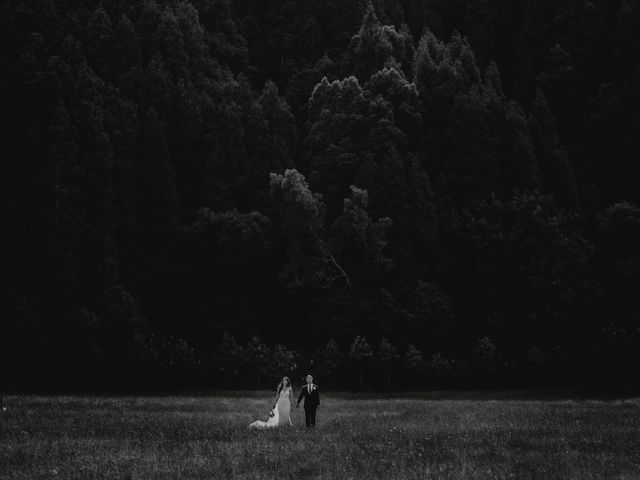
1;392;639;479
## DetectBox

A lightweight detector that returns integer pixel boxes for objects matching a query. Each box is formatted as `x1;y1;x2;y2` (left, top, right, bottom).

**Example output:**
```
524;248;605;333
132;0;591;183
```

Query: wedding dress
249;387;293;428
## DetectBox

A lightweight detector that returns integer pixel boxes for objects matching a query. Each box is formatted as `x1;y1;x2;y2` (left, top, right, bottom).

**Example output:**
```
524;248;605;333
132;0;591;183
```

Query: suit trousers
304;407;317;428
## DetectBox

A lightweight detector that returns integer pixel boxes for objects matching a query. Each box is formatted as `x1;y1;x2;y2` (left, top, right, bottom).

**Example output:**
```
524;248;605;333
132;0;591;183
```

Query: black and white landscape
1;0;640;478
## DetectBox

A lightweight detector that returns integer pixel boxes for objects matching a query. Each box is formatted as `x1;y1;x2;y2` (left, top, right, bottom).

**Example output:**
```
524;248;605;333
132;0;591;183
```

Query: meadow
1;391;639;479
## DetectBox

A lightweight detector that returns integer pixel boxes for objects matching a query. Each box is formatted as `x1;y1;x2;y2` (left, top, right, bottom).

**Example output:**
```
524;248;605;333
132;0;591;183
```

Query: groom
296;374;320;428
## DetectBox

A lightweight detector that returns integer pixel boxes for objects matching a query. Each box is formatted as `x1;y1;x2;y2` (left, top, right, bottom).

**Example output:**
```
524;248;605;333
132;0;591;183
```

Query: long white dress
249;387;293;428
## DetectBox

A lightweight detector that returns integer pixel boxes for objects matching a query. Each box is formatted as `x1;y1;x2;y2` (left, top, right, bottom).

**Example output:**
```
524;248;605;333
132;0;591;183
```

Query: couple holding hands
249;375;320;429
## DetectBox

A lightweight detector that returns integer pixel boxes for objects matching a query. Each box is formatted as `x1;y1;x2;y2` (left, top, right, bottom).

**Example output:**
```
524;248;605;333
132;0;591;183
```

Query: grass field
1;391;640;479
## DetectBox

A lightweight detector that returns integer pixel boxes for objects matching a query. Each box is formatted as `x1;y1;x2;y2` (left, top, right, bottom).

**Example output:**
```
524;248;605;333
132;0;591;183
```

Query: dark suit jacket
297;384;320;409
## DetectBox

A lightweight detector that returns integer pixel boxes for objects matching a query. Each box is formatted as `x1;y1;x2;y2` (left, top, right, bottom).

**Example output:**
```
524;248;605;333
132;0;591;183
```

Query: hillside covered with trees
2;0;640;390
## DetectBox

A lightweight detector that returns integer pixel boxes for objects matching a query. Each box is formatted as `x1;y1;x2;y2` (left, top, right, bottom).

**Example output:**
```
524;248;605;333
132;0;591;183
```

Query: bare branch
323;252;350;290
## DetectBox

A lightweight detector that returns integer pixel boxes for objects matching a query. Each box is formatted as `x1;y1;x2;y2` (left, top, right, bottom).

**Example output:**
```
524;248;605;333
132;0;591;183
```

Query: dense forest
1;0;640;390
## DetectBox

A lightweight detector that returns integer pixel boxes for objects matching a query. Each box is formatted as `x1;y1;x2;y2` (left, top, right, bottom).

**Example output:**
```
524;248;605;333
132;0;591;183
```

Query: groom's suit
297;384;320;428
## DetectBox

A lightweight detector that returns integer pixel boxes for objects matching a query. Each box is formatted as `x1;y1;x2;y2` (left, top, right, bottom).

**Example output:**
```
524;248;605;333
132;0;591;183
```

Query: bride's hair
276;376;292;396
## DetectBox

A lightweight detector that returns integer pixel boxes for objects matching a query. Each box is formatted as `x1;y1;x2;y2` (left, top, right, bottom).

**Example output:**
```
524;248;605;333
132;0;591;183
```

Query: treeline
64;332;530;390
190;333;535;390
1;0;640;390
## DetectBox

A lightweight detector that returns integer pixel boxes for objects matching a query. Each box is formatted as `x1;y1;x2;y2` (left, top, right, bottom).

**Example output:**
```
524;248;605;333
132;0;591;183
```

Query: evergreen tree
271;344;298;377
217;333;243;387
112;14;141;77
330;186;393;289
378;337;399;389
465;191;593;358
245;336;270;388
349;336;373;387
473;334;501;376
528;87;579;210
257;80;297;159
444;62;539;205
403;343;424;381
595;202;640;371
365;67;423;144
269;169;334;291
320;339;344;388
138;107;179;235
536;44;582;141
342;2;413;82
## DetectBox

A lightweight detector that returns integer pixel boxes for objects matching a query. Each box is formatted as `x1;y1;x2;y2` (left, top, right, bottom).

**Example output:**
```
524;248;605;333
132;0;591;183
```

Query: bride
249;377;295;428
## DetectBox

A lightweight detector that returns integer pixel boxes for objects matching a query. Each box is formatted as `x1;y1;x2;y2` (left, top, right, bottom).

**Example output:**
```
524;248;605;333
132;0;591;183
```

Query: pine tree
269;169;334;291
349;335;373;387
596;202;640;336
342;2;413;82
474;334;501;376
217;333;243;386
404;343;424;378
138;107;179;234
112;14;141;77
365;67;423;143
528;87;579;210
257;80;297;155
484;60;504;97
536;44;581;140
271;344;298;377
86;5;114;78
245;336;270;388
466;192;592;354
444;61;539;205
321;339;344;387
378;337;399;389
